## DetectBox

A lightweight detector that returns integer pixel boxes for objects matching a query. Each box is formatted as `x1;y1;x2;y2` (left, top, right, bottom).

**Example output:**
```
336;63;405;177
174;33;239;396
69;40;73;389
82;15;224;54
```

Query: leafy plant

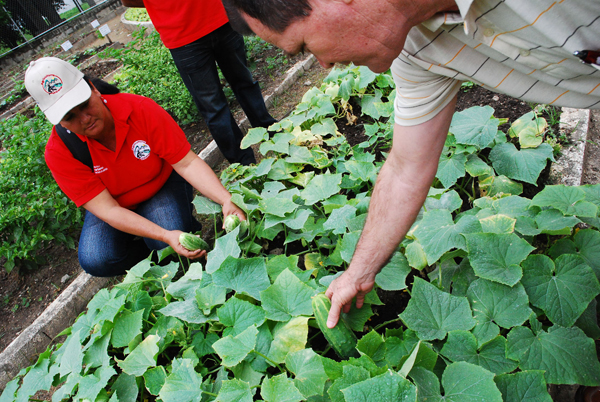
99;28;198;124
0;110;83;273
3;64;600;402
123;8;151;22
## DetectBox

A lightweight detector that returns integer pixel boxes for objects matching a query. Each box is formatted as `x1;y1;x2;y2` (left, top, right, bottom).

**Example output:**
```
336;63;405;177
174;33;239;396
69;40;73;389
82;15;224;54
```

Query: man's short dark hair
227;0;312;33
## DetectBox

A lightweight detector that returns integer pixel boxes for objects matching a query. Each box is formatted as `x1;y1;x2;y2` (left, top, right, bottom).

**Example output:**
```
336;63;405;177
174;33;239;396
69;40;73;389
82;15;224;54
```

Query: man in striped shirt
229;0;600;328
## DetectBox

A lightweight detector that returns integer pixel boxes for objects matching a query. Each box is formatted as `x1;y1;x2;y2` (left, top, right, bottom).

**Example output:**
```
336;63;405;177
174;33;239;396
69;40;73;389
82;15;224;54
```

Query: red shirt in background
45;93;191;209
142;0;229;49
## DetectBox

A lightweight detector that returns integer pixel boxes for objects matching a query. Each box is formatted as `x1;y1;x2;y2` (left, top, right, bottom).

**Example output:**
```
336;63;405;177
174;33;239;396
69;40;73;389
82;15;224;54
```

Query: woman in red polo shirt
25;57;245;277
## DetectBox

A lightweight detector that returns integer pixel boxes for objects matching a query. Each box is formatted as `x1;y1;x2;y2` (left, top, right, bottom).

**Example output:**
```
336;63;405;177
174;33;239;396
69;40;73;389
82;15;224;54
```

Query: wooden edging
0;53;316;391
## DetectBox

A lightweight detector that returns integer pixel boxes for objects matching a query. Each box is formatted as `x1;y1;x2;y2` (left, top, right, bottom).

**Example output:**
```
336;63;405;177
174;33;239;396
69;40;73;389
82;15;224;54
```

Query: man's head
228;0;312;33
230;0;417;74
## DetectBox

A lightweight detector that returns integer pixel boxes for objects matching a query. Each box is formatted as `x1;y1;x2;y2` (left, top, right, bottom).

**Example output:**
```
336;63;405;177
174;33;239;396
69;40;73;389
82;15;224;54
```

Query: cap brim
43;78;92;125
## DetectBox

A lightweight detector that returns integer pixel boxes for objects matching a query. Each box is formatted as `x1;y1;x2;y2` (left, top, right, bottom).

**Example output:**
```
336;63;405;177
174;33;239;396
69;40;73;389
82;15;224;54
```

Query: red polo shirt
45;93;191;209
142;0;229;49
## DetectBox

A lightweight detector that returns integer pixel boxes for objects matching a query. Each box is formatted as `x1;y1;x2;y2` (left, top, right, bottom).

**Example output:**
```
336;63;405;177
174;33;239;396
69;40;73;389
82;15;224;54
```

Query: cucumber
224;215;241;233
312;293;359;359
178;232;209;251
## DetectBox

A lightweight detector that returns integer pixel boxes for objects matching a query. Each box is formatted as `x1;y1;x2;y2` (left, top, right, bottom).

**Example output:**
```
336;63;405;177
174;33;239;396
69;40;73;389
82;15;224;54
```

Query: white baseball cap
24;57;92;125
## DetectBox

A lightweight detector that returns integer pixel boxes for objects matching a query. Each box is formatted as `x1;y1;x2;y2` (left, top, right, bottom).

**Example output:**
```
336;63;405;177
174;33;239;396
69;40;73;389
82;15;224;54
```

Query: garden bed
2;62;599;402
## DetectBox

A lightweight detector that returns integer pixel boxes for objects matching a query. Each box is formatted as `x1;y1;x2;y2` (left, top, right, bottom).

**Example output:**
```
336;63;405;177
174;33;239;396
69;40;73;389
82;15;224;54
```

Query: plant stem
373;317;403;332
252;350;287;373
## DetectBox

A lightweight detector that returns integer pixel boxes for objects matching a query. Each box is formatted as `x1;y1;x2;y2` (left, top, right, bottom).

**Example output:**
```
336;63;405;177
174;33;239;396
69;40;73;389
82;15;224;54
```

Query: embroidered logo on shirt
94;165;108;174
132;140;151;160
42;75;63;95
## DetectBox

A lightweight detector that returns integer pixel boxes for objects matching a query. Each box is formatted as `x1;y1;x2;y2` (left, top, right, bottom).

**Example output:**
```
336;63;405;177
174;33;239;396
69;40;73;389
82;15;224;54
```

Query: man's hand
325;269;375;328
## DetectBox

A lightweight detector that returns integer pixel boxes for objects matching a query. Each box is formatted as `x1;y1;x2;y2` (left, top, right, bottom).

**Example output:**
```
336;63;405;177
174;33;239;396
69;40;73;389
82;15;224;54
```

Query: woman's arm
82;189;207;258
172;150;246;222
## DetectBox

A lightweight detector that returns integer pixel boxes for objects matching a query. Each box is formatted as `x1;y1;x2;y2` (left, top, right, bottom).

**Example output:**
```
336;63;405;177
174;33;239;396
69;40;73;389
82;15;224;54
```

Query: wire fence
1;0;110;55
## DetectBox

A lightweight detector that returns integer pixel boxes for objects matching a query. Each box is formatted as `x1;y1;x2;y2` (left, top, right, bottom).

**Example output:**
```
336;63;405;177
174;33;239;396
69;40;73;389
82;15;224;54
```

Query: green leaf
192;195;222;215
117;334;160;376
410;362;502;401
494;370;552;402
58;329;84;377
521;254;600;327
261;374;304;402
436;151;467;188
301;173;343;205
450;106;499;148
507;325;600;385
467;279;532;345
341;370;417;402
414;210;480;264
345;160;378;183
158;359;203;402
535;209;580;234
217;296;266;337
399;278;476;340
375;251;411;291
206;230;242;274
440;331;518;374
14;351;56;402
508;112;547;148
215;379;254;402
489;143;554;185
213;256;270;301
323;205;358;235
479;175;523;197
531;185;598;217
465;154;494;177
143;366;167;396
465;233;535;286
268;317;310;364
260;197;299;218
241;127;268;148
479;214;516;234
356;330;386;365
328;365;371;402
424;190;463;213
75;366;117;401
111;309;144;348
158;298;216;324
574;229;600;280
285;349;328;398
195;283;227;315
213;325;259;367
260;269;317;321
111;372;139;402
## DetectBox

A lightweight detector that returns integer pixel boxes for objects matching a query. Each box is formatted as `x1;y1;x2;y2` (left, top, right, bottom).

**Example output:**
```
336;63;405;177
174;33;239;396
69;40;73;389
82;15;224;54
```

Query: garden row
2;64;600;402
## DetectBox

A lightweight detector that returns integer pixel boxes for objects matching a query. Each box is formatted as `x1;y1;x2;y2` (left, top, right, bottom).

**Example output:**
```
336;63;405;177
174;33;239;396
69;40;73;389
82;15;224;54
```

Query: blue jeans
169;23;276;165
78;171;202;277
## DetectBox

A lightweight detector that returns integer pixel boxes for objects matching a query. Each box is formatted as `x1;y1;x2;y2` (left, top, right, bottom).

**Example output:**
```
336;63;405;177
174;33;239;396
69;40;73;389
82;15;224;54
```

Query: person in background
228;0;600;327
25;57;246;277
120;0;276;166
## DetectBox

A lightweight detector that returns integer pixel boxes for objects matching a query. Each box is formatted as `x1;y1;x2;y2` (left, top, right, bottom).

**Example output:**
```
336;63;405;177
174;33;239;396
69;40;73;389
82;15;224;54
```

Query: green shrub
0;110;83;273
100;28;198;124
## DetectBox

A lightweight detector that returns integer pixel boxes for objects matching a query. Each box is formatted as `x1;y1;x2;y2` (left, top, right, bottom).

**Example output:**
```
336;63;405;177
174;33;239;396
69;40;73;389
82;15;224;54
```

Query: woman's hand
164;230;207;259
222;198;246;223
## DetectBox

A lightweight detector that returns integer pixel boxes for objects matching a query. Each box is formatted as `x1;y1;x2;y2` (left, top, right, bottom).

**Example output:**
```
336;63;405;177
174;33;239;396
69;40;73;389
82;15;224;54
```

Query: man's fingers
326;299;342;329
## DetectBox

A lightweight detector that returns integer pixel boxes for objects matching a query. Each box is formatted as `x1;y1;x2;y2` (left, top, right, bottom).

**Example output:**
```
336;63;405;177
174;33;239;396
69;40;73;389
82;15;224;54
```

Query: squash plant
2;65;600;402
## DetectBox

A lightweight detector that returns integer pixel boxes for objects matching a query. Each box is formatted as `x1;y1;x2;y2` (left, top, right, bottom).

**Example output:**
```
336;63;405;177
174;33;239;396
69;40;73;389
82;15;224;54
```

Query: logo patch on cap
41;74;63;95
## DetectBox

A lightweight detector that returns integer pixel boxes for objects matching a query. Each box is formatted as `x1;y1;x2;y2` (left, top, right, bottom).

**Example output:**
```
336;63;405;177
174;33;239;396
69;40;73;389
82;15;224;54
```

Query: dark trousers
169;23;276;165
78;171;201;277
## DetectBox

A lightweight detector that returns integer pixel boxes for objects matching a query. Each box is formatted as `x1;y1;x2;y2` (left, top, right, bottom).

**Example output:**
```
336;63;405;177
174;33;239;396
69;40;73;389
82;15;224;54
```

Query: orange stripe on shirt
588;83;600;95
491;1;560;46
444;45;468;66
494;69;515;88
392;71;421;84
550;90;569;104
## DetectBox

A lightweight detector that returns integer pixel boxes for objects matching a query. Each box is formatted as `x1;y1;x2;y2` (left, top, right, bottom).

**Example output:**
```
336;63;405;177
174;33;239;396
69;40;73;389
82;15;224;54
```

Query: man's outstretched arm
325;96;457;328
